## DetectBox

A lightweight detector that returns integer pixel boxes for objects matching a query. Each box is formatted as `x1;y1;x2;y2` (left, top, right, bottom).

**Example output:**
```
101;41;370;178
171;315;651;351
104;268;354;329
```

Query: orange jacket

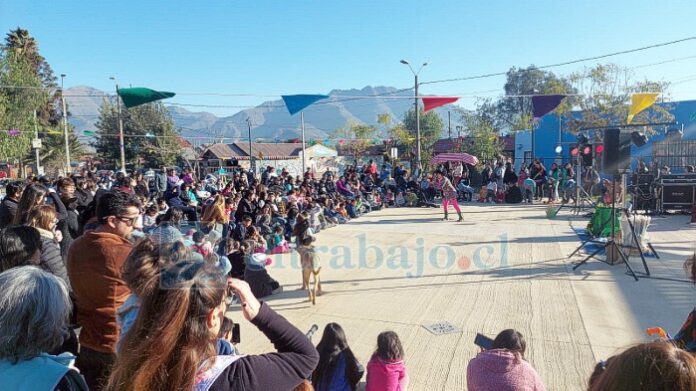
67;231;133;353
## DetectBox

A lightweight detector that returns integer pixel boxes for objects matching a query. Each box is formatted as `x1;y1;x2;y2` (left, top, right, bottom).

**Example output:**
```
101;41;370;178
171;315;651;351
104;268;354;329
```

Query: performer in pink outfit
434;169;463;221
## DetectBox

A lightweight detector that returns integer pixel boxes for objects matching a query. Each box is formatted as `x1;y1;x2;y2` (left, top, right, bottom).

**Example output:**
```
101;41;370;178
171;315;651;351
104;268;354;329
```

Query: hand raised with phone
227;278;261;321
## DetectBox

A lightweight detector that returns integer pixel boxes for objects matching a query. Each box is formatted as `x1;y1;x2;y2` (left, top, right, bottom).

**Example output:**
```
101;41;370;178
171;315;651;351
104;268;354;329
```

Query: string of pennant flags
2;89;664;141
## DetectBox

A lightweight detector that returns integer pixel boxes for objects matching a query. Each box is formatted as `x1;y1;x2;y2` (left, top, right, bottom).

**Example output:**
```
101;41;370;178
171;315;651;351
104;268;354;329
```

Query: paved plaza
229;204;696;390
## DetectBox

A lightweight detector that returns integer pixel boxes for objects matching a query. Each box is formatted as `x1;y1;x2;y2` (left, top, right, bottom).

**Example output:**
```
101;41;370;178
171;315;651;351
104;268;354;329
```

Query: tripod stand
570;175;647;281
555;183;597;216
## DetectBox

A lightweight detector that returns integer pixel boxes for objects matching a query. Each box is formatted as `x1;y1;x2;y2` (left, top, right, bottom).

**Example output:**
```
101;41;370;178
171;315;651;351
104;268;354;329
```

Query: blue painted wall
515;99;696;173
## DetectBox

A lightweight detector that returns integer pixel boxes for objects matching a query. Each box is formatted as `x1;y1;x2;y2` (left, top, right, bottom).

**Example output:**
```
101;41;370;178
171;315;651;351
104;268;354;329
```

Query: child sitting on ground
523;176;536;204
405;191;418;207
395;192;406;207
191;231;214;258
226;240;246;279
217;317;239;356
142;205;159;232
244;240;282;298
308;202;323;233
385;189;395;207
245;226;272;266
336;202;350;221
486;179;498;203
268;225;291;254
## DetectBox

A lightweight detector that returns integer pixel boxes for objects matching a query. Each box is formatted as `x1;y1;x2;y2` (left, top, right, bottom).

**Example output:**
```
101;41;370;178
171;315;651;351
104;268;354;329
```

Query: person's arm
216;281;319;391
48;191;68;221
399;367;410;391
41;241;71;291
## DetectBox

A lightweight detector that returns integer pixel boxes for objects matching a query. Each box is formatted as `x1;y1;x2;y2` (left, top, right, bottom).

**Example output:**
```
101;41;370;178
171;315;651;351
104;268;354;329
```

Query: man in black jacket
0;181;23;229
234;191;256;222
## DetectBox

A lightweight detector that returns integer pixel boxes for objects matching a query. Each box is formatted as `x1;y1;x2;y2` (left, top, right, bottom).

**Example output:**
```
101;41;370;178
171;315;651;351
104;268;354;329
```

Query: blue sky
3;0;696;116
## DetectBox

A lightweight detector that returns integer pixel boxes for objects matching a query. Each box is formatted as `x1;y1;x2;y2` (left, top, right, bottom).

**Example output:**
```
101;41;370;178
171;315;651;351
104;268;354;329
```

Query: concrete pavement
227;203;696;390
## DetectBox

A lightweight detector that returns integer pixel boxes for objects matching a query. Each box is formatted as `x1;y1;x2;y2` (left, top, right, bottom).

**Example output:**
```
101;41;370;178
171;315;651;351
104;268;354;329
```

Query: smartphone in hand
474;333;494;350
232;323;240;344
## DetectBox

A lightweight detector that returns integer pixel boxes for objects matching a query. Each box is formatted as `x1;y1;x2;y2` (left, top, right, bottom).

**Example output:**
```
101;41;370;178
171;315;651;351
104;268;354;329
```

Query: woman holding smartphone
106;261;318;391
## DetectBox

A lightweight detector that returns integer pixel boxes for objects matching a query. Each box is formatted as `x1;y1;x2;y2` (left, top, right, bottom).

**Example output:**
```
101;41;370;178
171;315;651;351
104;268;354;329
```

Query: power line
420;36;696;86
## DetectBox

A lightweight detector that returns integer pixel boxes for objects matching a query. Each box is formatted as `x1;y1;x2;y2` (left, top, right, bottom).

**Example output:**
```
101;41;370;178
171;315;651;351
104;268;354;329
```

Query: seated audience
467;329;545;391
366;331;409;391
312;323;364;391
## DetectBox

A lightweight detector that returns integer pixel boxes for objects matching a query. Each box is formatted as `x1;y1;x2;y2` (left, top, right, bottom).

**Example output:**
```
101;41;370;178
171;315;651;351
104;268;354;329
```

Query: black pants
180;205;198;221
76;346;117;391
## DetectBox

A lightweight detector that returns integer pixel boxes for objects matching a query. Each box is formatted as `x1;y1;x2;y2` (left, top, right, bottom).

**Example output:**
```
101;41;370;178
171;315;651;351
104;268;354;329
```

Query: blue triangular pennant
281;94;329;115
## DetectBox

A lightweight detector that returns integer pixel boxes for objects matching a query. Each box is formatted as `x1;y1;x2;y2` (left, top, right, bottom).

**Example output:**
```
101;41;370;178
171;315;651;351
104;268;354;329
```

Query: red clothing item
67;231;133;353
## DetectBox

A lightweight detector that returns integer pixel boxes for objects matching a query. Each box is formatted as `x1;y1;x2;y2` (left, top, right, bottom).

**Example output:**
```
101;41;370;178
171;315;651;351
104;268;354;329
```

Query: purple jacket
467;349;545;391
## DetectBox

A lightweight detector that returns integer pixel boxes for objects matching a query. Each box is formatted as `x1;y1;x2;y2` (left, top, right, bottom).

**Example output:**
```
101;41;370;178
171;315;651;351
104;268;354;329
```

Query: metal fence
652;140;696;171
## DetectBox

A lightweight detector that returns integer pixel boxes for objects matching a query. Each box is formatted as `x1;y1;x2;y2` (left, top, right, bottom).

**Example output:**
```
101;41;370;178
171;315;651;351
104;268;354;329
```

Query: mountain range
64;85;462;147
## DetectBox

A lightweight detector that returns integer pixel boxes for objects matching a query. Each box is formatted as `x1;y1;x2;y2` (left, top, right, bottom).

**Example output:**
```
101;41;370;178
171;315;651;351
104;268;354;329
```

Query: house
199;142;339;176
432;135;516;162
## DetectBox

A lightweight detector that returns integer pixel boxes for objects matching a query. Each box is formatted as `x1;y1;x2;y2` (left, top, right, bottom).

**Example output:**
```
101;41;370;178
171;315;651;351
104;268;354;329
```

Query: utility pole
401;60;428;174
246;117;254;173
110;77;126;173
448;110;452;139
33;110;42;176
60;74;71;175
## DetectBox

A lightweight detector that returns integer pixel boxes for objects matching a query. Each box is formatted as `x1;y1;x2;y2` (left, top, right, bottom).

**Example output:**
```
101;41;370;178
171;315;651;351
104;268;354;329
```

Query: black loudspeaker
603;128;631;175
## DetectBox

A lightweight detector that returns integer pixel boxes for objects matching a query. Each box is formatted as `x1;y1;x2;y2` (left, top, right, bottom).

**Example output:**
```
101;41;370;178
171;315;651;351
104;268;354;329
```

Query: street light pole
60;74;71;174
401;59;427;174
246;117;254;173
110;77;126;173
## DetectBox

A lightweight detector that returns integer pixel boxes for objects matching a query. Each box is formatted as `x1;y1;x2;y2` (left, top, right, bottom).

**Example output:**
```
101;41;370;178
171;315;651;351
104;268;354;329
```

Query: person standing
155;166;168;198
434;170;463;222
0;181;23;228
67;191;141;390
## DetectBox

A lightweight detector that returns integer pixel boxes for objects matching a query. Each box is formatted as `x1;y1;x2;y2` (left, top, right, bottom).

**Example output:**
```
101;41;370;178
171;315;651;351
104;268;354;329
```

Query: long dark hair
492;329;526;358
375;331;404;362
313;323;362;390
13;184;48;225
106;261;226;391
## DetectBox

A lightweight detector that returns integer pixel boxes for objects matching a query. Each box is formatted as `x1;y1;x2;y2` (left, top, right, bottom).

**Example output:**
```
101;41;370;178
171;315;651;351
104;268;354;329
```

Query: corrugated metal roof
201;142;302;160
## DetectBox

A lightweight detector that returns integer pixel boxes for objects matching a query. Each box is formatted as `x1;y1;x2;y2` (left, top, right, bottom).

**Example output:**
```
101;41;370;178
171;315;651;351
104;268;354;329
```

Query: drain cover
423;321;461;335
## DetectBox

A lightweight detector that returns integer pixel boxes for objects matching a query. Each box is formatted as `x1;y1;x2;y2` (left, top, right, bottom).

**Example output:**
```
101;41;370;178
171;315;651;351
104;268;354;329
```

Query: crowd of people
425;157;582;207
0;162;422;391
1;161;695;390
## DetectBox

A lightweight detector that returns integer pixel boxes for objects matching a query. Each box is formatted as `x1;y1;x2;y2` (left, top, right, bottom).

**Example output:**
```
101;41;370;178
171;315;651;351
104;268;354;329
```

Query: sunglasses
116;215;140;226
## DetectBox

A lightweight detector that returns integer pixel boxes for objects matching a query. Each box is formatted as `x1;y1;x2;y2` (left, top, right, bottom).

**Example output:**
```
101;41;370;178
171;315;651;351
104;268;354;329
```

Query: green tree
94;100;181;168
565;64;673;135
401;109;444;169
332;122;377;162
0;28;83;175
0;49;45;166
496;66;576;131
459;102;504;162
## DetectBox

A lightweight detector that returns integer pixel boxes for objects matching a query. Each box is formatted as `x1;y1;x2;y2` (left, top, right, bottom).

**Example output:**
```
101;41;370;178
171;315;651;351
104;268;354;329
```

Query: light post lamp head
400;59;409;65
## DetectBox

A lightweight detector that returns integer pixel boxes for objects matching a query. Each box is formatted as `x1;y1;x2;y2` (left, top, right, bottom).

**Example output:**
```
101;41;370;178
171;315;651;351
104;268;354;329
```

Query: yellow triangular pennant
627;93;659;124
